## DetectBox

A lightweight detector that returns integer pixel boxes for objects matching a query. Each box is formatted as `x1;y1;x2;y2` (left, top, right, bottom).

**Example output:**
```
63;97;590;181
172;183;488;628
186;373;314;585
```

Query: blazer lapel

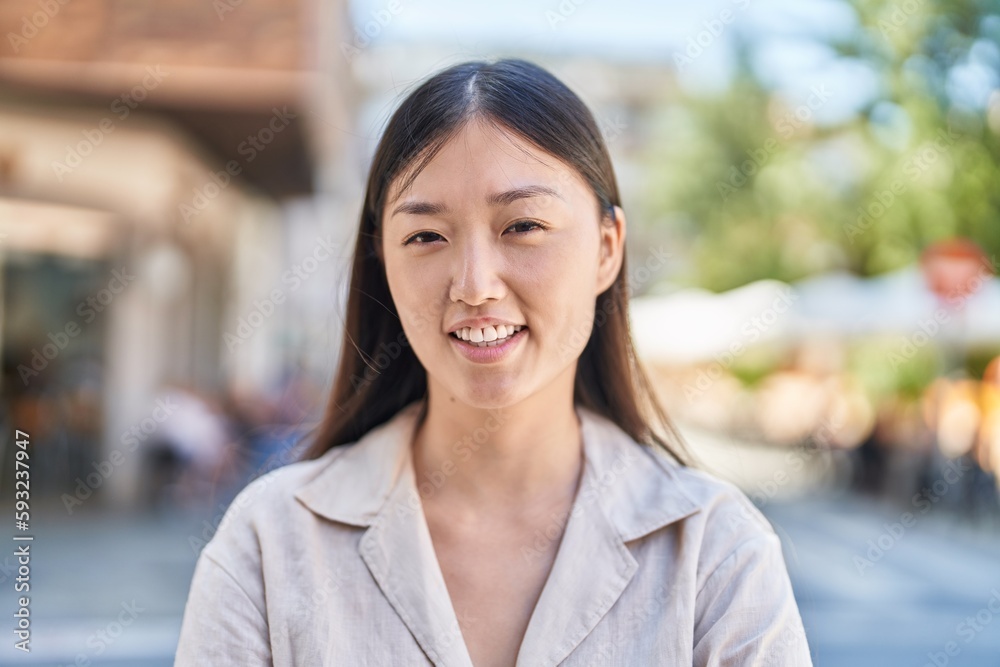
357;420;476;667
514;406;701;666
295;401;473;667
514;475;638;666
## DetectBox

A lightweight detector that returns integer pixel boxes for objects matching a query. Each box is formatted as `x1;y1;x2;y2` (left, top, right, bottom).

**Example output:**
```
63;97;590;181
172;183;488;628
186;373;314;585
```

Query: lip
448;326;528;364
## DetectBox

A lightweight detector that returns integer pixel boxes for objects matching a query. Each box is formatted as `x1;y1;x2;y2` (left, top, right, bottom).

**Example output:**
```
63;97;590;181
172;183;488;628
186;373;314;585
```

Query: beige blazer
174;400;813;666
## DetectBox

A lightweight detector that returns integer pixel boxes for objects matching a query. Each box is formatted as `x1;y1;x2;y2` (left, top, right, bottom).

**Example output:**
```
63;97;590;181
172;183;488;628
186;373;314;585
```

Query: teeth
454;325;524;346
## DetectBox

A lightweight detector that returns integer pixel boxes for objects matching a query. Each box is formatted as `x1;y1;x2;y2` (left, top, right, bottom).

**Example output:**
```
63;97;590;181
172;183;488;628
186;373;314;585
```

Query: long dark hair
303;58;689;465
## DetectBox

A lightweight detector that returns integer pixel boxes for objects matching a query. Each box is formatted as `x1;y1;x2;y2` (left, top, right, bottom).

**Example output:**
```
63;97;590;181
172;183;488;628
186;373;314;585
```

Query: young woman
175;58;813;666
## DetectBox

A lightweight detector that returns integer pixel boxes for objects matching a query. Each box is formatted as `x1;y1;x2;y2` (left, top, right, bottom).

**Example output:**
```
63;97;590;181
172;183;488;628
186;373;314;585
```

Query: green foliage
727;343;789;388
848;336;945;402
640;0;1000;292
964;345;1000;378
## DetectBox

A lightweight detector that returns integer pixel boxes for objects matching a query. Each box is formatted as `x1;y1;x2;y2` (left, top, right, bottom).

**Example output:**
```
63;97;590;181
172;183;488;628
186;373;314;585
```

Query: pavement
764;491;1000;667
2;488;1000;666
0;501;207;667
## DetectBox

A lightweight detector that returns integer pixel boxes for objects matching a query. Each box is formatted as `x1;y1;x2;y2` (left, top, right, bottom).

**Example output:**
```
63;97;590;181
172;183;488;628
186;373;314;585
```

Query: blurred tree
640;0;1000;291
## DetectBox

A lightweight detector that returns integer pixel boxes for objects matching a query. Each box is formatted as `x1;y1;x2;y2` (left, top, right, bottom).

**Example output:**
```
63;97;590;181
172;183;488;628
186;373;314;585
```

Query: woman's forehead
385;119;588;211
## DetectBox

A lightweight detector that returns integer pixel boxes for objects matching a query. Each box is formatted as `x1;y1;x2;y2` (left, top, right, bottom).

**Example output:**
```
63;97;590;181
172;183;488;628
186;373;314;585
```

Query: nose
448;233;506;306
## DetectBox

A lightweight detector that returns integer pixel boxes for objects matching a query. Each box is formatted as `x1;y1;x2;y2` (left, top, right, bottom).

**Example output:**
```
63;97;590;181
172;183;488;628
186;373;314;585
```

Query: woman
175;58;813;666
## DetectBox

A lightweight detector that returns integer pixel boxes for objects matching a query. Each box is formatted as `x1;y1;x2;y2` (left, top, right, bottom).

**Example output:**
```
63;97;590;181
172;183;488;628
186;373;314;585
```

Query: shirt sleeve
692;533;813;667
174;551;273;666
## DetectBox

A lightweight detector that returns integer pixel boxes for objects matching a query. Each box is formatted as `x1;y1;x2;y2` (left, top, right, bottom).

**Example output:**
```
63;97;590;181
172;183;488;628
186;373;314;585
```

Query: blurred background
0;0;999;664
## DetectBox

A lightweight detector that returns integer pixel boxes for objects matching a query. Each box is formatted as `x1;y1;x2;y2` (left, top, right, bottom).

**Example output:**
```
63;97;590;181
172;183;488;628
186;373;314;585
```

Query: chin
448;377;524;411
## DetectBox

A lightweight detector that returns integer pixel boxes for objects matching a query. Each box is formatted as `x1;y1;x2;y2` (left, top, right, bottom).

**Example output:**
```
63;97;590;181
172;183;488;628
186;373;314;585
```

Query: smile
448;325;528;363
450;324;525;347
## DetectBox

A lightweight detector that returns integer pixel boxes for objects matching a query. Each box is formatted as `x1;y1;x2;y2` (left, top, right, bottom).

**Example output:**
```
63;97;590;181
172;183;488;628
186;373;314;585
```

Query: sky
347;0;878;125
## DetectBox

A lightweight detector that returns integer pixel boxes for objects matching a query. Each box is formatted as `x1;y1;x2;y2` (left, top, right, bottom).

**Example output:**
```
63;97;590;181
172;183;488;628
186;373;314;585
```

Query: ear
596;205;626;295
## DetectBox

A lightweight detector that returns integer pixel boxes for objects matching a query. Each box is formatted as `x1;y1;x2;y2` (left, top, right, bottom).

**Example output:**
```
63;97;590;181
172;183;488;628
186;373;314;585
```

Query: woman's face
382;117;625;409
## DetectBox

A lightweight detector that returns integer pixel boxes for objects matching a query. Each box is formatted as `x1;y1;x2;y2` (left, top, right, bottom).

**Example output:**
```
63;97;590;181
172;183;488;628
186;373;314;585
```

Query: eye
403;221;548;246
402;231;444;246
504;220;548;235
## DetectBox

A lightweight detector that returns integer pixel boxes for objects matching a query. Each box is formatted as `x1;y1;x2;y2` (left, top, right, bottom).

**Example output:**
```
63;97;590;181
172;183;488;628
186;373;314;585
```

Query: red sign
920;238;993;302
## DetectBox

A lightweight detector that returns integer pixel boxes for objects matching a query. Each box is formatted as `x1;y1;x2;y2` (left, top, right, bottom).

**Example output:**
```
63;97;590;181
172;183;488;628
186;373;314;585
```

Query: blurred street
2;490;999;666
768;493;1000;667
0;500;203;667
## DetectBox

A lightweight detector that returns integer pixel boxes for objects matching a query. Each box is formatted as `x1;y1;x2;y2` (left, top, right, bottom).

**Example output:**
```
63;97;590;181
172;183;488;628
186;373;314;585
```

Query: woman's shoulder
195;446;351;568
664;454;776;534
580;406;780;554
632;453;787;604
232;445;349;516
638;445;785;571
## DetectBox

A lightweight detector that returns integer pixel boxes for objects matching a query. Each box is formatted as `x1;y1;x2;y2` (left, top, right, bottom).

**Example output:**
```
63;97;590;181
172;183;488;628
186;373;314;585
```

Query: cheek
516;244;598;343
384;258;421;333
385;256;448;349
384;261;409;315
519;228;595;286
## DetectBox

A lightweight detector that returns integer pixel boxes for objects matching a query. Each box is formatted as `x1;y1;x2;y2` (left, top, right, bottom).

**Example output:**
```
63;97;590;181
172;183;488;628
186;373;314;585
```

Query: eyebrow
390;185;564;218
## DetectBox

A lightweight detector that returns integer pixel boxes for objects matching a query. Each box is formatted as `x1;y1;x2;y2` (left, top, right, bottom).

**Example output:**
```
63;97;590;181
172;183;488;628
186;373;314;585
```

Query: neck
411;374;584;515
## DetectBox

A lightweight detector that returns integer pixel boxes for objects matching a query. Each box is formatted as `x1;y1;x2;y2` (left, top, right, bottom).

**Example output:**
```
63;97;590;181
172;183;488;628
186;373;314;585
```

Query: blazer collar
295;400;699;537
294;400;700;667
